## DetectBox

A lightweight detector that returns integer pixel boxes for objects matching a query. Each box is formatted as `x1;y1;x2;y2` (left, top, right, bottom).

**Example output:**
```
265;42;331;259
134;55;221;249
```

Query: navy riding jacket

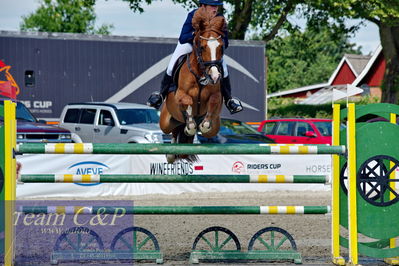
178;9;229;49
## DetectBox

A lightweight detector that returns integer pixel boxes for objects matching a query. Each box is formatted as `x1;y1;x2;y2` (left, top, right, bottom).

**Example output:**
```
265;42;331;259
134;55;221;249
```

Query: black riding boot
221;76;243;114
147;73;174;109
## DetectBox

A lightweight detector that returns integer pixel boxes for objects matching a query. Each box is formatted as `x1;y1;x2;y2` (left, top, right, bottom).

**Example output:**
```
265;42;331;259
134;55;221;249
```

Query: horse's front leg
199;92;221;135
184;105;197;136
177;92;197;136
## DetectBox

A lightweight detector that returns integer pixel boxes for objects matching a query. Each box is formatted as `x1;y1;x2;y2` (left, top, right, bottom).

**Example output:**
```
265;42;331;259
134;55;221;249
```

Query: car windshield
219;119;260;135
314;121;332;136
116;108;160;125
0;101;37;122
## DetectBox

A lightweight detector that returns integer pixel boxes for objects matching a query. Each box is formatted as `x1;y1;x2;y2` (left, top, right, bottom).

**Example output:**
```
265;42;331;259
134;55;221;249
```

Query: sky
0;0;381;55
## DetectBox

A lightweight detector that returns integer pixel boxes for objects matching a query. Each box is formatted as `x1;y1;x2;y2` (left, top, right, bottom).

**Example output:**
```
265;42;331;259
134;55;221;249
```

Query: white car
59;102;169;143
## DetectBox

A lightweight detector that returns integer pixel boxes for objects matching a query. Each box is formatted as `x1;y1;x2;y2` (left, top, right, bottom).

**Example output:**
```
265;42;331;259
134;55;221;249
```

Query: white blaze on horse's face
207;37;221;83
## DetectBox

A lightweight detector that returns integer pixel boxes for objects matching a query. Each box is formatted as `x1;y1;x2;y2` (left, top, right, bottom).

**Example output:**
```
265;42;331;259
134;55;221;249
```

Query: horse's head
192;8;226;85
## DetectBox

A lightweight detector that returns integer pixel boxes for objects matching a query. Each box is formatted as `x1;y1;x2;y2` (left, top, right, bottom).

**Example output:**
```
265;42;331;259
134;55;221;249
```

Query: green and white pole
20;174;330;184
16;143;346;155
19;205;331;215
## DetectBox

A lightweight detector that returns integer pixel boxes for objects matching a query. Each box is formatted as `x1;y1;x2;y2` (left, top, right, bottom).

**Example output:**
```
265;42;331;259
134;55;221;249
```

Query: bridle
187;31;224;86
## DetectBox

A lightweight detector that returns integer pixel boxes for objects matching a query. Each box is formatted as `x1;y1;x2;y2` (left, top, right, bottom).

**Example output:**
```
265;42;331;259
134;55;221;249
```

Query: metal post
331;104;345;265
347;103;358;265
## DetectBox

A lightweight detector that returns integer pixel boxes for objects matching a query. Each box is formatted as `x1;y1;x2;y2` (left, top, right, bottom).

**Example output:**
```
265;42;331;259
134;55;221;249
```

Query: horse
160;8;226;163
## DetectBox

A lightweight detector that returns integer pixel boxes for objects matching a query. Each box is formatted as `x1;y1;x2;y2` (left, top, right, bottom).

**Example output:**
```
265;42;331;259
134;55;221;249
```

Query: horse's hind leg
160;102;178;134
166;133;177;163
166;125;198;163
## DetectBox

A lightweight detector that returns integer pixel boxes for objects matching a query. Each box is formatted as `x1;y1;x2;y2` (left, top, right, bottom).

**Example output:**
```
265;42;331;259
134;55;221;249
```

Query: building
267;46;384;104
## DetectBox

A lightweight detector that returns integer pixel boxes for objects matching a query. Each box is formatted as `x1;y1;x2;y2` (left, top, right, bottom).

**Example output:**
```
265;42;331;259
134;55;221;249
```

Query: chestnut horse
160;8;225;163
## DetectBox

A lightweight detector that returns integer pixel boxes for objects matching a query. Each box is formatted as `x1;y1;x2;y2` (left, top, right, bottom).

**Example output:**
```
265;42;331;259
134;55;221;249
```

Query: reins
187;30;224;86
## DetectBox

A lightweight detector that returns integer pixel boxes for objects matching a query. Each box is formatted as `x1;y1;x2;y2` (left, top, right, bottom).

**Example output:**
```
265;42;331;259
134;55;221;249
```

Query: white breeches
166;41;228;78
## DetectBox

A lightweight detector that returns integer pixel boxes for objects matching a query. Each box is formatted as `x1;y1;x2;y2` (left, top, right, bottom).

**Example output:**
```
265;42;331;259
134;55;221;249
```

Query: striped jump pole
19;205;331;215
20;174;329;184
16;143;346;155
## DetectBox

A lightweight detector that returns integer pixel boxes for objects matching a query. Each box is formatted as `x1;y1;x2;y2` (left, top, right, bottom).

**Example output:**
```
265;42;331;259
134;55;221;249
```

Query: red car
257;118;332;144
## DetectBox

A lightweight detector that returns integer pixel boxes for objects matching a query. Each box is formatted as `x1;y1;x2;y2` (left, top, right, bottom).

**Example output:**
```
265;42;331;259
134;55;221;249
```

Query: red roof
355;52;385;87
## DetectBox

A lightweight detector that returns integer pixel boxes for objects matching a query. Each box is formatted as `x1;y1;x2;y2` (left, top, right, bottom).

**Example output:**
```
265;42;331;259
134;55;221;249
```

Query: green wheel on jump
110;226;163;264
191;226;241;252
189;226;241;263
248;227;297;251
51;227;104;264
248;227;302;264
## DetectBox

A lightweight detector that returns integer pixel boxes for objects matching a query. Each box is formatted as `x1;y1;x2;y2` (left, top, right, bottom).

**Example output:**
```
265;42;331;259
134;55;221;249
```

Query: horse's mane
192;7;226;35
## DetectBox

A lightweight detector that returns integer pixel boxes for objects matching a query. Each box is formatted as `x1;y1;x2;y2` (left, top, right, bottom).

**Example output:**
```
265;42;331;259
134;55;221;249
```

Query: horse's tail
173;124;199;163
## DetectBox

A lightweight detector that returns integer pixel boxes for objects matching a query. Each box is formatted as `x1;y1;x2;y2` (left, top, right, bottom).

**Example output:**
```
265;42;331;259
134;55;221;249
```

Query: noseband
187;32;224;86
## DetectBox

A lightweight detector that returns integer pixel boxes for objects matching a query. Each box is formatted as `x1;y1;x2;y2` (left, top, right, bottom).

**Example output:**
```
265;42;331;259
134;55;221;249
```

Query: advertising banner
17;154;332;198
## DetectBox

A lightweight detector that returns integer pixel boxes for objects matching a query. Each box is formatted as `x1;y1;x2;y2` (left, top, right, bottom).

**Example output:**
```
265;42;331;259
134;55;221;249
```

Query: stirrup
226;98;243;114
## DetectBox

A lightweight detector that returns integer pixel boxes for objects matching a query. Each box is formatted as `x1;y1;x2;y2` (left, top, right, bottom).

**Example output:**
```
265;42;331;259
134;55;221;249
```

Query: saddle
168;54;188;93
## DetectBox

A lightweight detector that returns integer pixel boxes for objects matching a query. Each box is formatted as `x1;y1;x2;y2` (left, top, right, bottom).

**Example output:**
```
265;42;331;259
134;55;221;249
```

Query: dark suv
0;100;77;143
198;118;275;144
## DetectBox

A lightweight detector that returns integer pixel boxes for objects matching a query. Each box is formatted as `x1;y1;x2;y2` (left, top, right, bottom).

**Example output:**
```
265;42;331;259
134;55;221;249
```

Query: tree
247;1;399;103
266;25;361;93
123;0;299;40
308;1;399;103
20;0;113;35
124;0;399;103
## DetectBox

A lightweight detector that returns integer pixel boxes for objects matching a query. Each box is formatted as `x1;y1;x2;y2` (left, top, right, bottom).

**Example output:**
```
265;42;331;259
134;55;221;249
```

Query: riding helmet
199;0;223;6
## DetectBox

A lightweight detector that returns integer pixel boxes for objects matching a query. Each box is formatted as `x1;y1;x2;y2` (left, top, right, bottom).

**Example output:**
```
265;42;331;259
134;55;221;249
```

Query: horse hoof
184;124;196;136
166;154;176;164
199;121;211;134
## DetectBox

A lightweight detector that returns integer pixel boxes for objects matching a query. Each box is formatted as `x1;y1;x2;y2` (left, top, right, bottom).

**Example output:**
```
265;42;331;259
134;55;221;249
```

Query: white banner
17;154;332;198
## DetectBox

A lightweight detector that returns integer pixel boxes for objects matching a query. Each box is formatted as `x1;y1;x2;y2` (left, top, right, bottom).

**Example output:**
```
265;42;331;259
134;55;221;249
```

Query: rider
147;0;243;114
